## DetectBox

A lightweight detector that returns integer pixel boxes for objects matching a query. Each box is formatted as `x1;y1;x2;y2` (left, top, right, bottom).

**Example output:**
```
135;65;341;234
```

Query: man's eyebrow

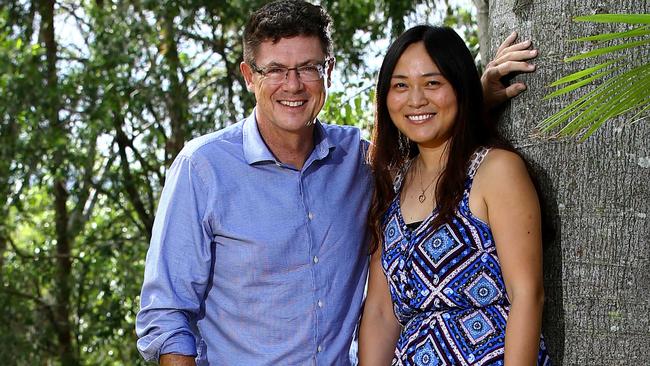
391;72;442;78
261;61;285;67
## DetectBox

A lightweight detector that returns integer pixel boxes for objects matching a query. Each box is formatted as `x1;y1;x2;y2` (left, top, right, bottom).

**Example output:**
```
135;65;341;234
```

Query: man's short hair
243;0;333;64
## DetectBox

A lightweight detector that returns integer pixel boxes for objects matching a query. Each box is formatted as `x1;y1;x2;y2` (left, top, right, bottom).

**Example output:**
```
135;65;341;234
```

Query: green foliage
442;2;480;65
321;85;376;138
539;14;650;140
0;1;478;364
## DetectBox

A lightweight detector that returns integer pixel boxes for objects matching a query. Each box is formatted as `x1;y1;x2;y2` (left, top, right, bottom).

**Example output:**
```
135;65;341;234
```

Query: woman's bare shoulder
479;148;528;178
474;148;532;198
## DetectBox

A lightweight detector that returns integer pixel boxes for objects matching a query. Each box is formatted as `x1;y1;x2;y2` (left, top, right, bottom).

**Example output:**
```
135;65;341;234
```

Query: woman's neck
416;140;449;173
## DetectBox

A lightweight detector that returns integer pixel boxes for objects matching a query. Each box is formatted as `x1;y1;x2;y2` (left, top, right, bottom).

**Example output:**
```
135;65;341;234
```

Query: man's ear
325;58;335;88
240;61;255;92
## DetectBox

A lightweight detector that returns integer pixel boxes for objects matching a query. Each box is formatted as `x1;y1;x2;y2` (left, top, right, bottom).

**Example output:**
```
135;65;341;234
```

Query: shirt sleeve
135;154;213;362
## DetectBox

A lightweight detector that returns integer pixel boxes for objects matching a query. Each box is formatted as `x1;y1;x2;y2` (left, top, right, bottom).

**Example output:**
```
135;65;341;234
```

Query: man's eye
299;66;319;73
266;68;287;75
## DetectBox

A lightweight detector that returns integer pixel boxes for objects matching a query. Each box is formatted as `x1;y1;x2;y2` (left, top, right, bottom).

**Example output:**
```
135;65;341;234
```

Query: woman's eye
427;80;441;86
393;82;407;88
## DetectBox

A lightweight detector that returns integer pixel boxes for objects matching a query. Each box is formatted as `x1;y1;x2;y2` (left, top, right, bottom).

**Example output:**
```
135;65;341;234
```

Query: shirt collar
242;110;336;166
243;112;275;164
311;120;336;161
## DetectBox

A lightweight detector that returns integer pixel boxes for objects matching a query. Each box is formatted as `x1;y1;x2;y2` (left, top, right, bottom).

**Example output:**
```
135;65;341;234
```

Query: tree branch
472;0;491;69
112;113;154;238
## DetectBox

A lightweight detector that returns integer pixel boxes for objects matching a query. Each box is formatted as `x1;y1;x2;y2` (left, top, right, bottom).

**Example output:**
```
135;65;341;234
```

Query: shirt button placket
301;176;321;364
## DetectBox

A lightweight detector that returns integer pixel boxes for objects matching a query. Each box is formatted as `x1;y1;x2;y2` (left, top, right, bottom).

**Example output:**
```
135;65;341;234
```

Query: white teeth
407;114;434;121
279;100;305;107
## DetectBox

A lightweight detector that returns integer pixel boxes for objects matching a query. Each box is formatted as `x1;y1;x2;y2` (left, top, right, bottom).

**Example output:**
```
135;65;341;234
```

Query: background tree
487;1;649;365
1;1;478;364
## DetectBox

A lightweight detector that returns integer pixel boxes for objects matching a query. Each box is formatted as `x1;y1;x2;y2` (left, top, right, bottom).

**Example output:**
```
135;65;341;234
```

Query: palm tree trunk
487;0;650;365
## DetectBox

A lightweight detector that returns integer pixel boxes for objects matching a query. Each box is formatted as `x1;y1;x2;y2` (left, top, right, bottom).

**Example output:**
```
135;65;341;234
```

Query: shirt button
317;345;323;352
317;300;323;308
308;212;314;220
313;256;319;264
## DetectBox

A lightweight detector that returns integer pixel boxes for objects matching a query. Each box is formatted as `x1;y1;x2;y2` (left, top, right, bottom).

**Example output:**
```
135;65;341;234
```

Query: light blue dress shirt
136;113;371;365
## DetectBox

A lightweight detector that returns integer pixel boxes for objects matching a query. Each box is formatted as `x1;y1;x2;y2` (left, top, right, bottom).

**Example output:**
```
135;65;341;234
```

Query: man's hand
481;31;538;110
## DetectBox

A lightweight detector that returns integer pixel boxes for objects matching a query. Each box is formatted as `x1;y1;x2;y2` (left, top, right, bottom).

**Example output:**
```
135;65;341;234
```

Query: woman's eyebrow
391;72;442;78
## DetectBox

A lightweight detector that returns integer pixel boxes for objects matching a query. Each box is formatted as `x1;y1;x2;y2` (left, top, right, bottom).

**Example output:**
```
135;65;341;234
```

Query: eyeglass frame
248;58;333;83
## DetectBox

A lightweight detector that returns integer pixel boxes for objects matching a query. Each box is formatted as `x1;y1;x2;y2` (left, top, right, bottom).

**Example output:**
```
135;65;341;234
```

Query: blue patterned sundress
381;147;551;366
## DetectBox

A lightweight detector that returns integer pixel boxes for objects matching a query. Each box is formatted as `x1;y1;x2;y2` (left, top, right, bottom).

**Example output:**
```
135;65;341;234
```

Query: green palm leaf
548;58;620;87
573;14;650;24
543;68;616;99
564;38;650;61
539;13;650;140
571;26;650;42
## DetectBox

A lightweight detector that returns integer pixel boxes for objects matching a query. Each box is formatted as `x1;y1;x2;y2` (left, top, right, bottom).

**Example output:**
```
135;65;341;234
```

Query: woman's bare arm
479;149;544;366
358;250;402;366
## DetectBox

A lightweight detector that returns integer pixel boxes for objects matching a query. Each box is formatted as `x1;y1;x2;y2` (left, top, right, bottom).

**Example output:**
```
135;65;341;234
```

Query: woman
358;25;551;365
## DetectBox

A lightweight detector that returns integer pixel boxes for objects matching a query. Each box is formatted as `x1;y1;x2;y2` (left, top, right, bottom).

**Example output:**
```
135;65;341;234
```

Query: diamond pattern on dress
384;215;404;249
460;310;495;345
412;336;444;366
420;224;463;269
464;272;503;308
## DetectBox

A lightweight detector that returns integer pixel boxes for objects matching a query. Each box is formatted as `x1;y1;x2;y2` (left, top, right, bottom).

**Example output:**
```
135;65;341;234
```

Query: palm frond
539;13;650;140
573;14;650;24
543;68;616;99
564;38;650;61
538;62;650;140
571;26;650;42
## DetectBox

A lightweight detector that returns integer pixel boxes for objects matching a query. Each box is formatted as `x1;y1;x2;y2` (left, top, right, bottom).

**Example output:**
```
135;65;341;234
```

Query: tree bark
38;0;79;364
113;112;154;238
472;0;490;69
487;1;649;365
159;5;190;164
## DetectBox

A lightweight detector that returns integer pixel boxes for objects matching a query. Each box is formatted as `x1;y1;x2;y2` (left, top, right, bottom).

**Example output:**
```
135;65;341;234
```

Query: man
136;1;537;365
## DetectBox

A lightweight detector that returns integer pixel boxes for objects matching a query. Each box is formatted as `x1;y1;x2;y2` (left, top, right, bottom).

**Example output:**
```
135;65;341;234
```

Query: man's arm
481;31;538;109
136;155;212;363
160;354;196;366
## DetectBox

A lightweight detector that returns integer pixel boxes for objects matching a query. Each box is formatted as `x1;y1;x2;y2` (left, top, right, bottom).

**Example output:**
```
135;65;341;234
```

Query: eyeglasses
250;59;331;84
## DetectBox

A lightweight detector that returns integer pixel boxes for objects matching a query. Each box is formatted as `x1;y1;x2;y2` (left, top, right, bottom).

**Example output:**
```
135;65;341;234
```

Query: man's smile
278;100;307;107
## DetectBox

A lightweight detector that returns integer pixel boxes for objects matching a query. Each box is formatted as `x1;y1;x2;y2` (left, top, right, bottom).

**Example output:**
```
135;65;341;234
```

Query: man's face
241;36;333;135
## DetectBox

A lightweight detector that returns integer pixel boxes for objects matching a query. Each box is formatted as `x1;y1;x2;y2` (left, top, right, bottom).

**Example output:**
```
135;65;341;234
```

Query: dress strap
392;158;414;193
467;147;491;181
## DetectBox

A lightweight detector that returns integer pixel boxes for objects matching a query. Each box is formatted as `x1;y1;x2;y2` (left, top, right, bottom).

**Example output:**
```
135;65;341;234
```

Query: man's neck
257;120;315;170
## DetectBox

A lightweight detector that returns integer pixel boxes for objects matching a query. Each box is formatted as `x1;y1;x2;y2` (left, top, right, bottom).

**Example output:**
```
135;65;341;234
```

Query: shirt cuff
159;331;198;358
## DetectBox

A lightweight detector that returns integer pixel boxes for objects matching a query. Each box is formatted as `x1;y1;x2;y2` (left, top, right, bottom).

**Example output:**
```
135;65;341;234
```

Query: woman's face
386;42;458;148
